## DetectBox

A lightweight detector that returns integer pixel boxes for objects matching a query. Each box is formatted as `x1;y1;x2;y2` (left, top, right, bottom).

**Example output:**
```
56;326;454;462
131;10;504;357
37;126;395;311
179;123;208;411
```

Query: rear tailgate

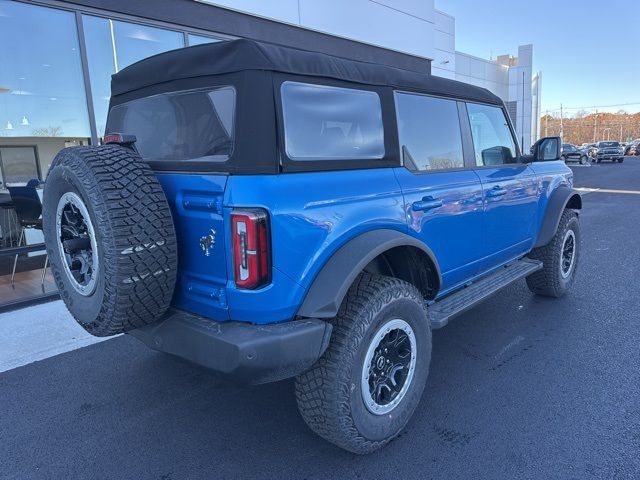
156;173;230;321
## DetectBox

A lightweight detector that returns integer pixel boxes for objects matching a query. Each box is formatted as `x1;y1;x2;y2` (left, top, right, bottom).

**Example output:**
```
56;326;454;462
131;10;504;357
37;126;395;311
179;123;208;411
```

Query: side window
395;92;464;171
281;82;385;161
466;103;517;166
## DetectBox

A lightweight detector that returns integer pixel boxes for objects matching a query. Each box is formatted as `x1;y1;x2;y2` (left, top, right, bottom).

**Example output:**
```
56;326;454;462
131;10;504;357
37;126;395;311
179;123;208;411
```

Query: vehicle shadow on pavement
0;283;591;480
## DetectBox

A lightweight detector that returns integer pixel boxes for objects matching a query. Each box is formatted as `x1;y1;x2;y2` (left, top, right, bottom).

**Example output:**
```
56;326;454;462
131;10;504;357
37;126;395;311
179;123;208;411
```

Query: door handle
412;196;443;212
486;186;508;198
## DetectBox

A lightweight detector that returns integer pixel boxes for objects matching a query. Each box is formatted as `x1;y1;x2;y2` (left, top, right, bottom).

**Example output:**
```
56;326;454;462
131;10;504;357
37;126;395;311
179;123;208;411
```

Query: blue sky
436;0;640;115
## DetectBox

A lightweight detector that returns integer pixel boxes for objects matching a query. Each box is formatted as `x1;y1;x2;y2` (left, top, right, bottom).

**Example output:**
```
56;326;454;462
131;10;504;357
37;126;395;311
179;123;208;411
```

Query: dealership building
0;0;542;307
0;0;542;188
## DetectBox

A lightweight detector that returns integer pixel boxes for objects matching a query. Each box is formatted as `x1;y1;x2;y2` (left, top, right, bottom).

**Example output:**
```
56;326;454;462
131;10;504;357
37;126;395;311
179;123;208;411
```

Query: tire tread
44;145;177;336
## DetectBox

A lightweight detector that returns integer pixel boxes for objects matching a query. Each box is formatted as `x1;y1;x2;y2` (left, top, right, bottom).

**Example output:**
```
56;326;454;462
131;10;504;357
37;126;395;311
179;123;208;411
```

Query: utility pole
559;104;564;141
620;124;623;142
545;110;549;137
594;109;598;143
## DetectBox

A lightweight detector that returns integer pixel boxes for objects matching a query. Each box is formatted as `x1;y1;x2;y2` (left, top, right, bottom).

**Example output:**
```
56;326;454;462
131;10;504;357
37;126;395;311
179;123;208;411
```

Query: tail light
231;209;271;289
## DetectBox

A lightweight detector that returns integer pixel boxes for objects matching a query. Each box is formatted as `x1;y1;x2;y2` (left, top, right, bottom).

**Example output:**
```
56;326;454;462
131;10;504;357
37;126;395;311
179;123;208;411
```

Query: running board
429;259;543;329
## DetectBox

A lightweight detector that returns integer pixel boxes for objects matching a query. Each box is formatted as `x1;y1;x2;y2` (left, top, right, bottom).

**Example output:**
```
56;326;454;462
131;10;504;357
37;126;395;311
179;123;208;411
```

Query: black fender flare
297;229;442;319
534;187;582;248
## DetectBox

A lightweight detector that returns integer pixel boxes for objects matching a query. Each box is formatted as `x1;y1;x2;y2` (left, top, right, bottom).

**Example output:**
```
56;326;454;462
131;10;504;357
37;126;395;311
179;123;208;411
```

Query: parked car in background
596;141;625;163
561;144;590;164
586;143;599;160
580;143;598;160
624;141;639;156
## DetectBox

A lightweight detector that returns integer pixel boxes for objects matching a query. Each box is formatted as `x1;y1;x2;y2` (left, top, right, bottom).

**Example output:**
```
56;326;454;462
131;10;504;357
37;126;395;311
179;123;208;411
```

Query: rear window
281;82;385;161
106;86;235;162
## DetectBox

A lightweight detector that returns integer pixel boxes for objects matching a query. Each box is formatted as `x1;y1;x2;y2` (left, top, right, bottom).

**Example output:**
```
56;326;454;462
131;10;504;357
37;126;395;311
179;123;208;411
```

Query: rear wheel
526;210;580;298
295;273;431;454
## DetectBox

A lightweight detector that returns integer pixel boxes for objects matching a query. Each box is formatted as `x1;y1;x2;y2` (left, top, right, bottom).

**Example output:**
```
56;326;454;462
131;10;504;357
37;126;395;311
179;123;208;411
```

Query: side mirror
481;146;514;166
531;136;562;161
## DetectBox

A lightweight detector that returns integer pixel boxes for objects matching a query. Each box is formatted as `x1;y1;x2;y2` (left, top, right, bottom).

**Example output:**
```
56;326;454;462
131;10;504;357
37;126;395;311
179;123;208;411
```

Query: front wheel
295;274;431;454
526;210;580;298
580;155;588;165
618;158;624;163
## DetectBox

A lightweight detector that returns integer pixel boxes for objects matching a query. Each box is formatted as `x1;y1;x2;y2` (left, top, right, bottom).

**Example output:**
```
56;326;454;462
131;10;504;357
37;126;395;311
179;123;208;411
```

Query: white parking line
575;187;640;195
0;300;112;373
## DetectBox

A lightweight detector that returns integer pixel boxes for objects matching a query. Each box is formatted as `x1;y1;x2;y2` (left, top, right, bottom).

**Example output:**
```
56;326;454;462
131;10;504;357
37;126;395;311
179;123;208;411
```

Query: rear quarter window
281;82;385;161
106;86;235;163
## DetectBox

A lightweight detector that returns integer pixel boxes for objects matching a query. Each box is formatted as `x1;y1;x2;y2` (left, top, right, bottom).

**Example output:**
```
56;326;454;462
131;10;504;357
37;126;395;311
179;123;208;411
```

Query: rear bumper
129;310;332;385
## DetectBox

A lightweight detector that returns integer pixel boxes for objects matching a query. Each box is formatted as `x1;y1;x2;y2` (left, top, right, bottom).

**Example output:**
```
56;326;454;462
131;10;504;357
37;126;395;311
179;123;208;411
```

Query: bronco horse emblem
199;229;216;256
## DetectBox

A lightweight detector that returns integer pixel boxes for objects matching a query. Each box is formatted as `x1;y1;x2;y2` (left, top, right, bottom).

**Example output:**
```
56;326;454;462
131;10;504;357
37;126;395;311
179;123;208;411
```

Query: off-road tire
43;145;177;337
526;209;580;298
295;273;432;454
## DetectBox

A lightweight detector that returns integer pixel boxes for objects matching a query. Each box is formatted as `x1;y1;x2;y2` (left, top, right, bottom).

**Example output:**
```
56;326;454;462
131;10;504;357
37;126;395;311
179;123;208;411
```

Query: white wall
454;52;509;99
431;10;455;79
197;0;436;59
531;72;542;145
452;45;537;151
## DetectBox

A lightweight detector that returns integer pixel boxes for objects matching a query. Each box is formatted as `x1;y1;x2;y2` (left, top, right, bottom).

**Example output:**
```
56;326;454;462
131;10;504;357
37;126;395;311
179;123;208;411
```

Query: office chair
8;182;48;290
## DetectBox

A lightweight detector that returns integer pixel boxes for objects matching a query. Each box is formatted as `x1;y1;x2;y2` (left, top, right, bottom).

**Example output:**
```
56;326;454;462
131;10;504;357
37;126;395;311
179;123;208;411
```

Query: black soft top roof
111;39;503;106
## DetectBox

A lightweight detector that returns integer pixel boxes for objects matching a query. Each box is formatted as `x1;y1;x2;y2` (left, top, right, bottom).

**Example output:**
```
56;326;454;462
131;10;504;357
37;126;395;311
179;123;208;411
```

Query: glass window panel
0;0;90;190
0;1;90;139
82;16;184;137
0;147;39;185
466;103;517;166
107;87;235;162
82;15;115;138
281;82;385;161
113;21;184;71
0;1;85;298
188;34;223;46
395;92;464;171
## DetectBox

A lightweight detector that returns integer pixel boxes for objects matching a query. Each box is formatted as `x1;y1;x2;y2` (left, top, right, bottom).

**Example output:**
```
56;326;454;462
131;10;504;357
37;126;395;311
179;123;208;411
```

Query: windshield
598;142;619;148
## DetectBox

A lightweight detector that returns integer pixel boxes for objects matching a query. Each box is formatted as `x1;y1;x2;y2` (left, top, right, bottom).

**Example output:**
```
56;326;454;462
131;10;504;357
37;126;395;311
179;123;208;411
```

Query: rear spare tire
42;145;177;337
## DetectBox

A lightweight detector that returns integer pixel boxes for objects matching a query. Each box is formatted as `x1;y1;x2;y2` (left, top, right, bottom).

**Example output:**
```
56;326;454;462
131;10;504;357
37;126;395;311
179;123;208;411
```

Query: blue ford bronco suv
42;40;582;454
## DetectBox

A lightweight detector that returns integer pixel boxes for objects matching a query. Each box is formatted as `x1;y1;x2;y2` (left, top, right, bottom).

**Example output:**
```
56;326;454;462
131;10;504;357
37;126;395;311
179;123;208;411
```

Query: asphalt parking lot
1;159;639;480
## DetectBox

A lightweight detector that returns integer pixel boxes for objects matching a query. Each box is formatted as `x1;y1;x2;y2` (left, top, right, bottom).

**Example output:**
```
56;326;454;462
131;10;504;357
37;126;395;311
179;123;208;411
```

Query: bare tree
31;126;63;137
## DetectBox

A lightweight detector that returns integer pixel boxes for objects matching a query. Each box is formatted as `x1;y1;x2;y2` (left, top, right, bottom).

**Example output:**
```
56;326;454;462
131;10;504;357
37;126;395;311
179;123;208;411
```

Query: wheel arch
297;229;441;319
534;187;582;248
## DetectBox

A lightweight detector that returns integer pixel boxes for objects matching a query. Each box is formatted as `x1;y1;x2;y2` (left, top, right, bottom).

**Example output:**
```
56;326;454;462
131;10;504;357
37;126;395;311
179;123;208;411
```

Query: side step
429;258;542;329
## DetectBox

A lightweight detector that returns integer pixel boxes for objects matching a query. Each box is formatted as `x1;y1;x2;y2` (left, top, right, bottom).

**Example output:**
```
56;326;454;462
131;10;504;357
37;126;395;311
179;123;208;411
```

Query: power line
543;101;640;112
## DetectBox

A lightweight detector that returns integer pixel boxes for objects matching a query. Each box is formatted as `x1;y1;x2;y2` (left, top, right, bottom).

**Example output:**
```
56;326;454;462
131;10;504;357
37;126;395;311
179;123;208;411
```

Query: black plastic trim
534;187;582;248
297;229;442;318
0;291;60;314
128;309;332;385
